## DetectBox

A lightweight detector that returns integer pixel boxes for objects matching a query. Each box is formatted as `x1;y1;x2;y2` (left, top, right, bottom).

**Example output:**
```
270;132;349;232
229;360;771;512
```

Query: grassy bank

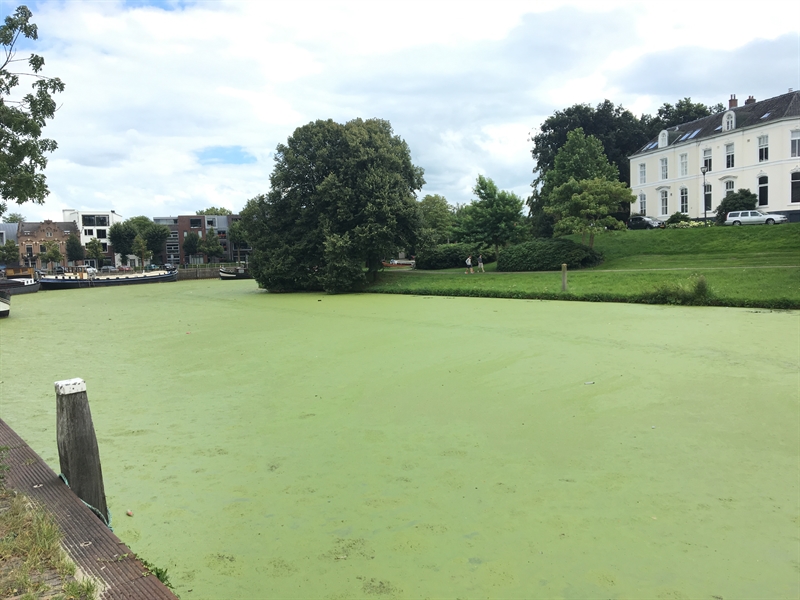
369;224;800;307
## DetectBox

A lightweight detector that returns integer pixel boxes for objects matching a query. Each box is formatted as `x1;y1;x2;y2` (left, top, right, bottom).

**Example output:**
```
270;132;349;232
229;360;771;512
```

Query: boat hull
0;278;40;295
219;267;253;280
0;290;9;318
39;270;178;290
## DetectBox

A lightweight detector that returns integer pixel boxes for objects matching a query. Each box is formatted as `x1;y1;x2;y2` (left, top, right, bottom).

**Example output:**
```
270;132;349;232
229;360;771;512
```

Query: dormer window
724;111;735;131
658;130;668;148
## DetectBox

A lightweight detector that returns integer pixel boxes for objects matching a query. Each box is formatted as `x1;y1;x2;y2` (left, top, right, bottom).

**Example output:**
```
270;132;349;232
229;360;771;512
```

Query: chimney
744;96;756;105
729;94;738;109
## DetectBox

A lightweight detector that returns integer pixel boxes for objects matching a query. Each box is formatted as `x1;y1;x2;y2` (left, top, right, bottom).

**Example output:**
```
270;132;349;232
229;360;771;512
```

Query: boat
0;265;40;295
39;266;178;291
0;278;40;295
0;290;9;318
219;265;253;280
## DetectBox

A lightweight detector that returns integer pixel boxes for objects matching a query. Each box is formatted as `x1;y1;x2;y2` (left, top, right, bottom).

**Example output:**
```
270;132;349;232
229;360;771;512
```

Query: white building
61;209;127;266
629;91;800;222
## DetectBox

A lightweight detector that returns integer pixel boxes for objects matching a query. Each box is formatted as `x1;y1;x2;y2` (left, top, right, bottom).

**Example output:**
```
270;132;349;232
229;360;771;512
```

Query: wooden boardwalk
0;419;177;599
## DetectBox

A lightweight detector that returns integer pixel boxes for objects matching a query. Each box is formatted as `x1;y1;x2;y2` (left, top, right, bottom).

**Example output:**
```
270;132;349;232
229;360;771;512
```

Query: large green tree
652;97;724;130
241;118;424;293
142;223;170;262
132;234;151;268
2;211;23;222
545;177;635;248
65;232;83;262
42;239;61;269
182;231;200;263
108;221;136;260
532;128;620;237
200;227;225;263
85;238;105;267
458;175;524;256
417;194;454;247
0;5;64;219
0;238;18;263
227;219;247;263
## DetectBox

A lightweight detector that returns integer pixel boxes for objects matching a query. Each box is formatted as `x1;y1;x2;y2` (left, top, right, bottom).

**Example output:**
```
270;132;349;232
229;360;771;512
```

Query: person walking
477;254;484;272
465;255;473;274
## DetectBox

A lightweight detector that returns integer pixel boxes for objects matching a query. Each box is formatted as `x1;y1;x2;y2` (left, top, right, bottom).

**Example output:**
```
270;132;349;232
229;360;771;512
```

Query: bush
415;243;495;270
665;211;690;225
714;189;757;225
497;239;602;272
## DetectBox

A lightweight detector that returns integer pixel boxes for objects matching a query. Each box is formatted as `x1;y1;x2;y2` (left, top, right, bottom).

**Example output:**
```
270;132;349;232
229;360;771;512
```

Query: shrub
415;243;495;270
497;239;602;272
665;211;690;225
713;189;757;225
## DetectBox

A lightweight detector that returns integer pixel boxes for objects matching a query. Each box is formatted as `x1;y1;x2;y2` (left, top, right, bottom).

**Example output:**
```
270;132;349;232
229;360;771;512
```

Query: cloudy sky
5;0;799;222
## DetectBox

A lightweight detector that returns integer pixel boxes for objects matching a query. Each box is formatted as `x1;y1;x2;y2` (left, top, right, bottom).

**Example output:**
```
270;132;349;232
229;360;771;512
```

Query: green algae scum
1;280;798;598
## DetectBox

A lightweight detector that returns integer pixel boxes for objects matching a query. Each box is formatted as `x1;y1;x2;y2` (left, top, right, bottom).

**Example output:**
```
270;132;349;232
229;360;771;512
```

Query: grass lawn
370;224;800;307
1;281;798;598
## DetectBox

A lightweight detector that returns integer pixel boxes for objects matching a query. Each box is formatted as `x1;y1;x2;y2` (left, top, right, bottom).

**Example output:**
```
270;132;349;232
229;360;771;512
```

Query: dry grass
0;448;97;599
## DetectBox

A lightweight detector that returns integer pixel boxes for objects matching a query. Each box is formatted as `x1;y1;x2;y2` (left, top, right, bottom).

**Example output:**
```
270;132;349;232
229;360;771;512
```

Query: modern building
17;220;80;269
154;214;246;265
629;91;800;222
62;209;125;266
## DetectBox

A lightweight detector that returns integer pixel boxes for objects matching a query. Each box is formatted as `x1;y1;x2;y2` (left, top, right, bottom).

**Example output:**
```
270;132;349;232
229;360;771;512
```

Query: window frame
679;153;688;177
660;157;668;180
791;131;800;158
725;143;734;169
758;176;768;206
758;135;769;162
660;189;669;216
703;148;712;172
638;193;646;214
680;187;688;213
639;163;646;185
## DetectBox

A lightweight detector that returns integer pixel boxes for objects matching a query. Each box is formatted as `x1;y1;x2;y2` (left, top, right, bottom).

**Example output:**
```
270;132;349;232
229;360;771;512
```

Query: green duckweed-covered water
1;281;798;599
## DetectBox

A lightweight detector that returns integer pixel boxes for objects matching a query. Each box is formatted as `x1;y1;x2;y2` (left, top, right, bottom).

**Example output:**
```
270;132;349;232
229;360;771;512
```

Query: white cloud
7;0;798;223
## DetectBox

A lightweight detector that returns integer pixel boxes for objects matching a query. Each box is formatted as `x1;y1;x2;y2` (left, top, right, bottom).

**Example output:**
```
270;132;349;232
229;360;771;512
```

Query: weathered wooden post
561;263;568;292
55;378;109;525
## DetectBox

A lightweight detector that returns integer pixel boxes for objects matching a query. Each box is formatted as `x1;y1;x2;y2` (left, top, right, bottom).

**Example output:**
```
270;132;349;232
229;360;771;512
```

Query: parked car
118;265;132;272
627;216;665;230
100;265;118;274
724;210;789;226
54;266;65;275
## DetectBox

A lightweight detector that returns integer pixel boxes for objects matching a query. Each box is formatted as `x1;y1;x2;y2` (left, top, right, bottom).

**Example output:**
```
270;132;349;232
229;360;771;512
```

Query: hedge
415;244;496;270
497;239;602;272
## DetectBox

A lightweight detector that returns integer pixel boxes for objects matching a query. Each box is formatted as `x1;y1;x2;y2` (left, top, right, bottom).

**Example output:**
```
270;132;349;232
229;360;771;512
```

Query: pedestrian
477;254;484;272
465;255;473;274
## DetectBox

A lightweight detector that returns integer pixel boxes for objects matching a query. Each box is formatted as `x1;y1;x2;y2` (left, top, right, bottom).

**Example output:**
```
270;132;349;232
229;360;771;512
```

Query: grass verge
0;446;97;600
368;267;800;308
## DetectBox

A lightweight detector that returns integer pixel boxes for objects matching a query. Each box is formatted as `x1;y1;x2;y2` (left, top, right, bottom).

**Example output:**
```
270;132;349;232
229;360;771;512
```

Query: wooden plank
0;419;177;599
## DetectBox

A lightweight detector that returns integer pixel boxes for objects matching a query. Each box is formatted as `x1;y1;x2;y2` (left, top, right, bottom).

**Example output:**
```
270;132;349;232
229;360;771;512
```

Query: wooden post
55;378;109;524
561;263;567;292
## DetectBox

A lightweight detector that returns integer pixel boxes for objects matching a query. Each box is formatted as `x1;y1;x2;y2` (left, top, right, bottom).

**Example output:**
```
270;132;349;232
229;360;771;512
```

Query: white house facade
629;91;800;222
61;209;129;266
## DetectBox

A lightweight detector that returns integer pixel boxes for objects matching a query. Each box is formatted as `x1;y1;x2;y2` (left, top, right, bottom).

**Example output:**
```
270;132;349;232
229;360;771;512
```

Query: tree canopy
714;189;757;225
417;194;453;247
182;231;200;259
0;5;64;219
2;211;23;222
241;118;424;293
457;175;523;255
196;206;232;215
65;233;83;262
85;238;104;267
200;227;224;262
532;128;620;237
544;177;634;248
0;238;18;263
653;97;724;129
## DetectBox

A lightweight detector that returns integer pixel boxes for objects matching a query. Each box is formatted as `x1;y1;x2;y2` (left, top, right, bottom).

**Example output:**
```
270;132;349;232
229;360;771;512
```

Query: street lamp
701;165;709;224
